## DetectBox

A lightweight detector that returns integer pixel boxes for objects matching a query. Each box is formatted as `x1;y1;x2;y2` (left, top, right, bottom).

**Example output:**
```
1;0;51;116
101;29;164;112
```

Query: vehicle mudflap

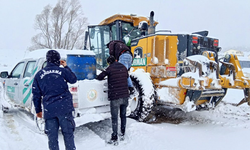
185;90;202;104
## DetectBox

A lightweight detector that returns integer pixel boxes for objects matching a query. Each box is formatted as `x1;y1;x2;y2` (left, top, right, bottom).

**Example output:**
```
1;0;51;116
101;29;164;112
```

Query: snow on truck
84;11;250;120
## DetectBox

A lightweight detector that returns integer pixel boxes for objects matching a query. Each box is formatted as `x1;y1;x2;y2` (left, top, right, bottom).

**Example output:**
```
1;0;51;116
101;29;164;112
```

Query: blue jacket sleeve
32;75;42;113
63;66;77;84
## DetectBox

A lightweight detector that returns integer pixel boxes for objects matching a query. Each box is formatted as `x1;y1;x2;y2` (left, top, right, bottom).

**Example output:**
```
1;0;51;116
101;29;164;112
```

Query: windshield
111;21;142;45
121;22;142;45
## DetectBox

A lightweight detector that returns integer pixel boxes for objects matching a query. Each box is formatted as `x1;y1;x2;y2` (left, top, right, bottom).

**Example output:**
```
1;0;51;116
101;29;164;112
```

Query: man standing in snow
96;55;129;145
107;40;135;95
32;50;77;150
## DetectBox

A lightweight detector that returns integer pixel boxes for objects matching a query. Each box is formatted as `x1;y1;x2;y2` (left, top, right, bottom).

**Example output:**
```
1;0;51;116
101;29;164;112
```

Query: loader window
111;24;118;40
110;21;141;44
121;22;141;42
89;25;110;69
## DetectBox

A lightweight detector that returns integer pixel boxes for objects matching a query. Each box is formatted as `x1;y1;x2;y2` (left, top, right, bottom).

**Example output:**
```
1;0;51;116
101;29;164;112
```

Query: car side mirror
0;71;8;78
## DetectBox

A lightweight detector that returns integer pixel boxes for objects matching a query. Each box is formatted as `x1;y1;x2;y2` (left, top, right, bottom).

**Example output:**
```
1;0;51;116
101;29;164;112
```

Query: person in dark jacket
96;55;129;145
32;50;77;150
107;40;135;95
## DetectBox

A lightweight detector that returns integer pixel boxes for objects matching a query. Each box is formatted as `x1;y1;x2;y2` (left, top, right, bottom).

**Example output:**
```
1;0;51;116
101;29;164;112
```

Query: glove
36;112;43;118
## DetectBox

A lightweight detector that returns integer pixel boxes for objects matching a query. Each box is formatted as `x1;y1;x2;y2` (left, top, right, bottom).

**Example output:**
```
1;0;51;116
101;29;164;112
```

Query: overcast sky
0;0;249;51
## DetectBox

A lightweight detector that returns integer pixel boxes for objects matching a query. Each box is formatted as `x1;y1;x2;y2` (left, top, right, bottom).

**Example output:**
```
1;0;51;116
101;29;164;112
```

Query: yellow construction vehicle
85;11;250;121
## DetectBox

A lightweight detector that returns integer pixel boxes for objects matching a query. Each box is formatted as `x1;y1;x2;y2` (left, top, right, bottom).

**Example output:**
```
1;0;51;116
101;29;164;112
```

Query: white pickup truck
0;49;111;127
1;49;156;129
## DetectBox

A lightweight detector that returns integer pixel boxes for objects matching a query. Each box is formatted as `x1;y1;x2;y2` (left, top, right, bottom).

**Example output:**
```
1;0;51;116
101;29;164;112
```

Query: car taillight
73;101;78;108
192;36;198;44
70;86;78;108
213;39;219;47
70;87;77;92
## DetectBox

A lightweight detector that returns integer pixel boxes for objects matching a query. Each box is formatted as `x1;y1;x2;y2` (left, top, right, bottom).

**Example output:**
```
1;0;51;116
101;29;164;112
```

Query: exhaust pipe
148;11;155;34
83;31;89;50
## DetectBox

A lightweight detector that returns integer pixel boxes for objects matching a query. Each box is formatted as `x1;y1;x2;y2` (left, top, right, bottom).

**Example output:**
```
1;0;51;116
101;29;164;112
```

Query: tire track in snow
3;112;23;141
83;119;112;141
146;102;250;128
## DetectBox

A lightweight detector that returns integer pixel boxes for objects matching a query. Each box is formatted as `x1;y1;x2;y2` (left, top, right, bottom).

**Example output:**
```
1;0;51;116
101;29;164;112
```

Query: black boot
120;133;125;141
107;135;118;145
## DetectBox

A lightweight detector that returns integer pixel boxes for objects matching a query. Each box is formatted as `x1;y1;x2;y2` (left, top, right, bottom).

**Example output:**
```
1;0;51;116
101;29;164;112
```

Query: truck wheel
129;76;155;122
2;105;9;113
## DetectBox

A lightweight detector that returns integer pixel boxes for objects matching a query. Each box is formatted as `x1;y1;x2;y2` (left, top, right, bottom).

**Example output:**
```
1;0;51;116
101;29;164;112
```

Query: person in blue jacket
32;50;77;150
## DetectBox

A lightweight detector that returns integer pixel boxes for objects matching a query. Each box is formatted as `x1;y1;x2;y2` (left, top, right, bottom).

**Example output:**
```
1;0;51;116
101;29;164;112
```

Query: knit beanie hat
46;50;61;66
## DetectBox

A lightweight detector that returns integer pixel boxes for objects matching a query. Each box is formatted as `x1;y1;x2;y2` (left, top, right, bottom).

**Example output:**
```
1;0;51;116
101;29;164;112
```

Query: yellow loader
85;11;250;121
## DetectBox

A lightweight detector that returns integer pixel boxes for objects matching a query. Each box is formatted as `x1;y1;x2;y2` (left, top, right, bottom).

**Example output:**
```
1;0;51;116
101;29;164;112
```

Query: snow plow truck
85;11;250;121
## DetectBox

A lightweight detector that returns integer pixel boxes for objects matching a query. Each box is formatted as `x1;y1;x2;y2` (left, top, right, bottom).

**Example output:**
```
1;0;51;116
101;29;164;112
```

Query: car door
5;61;26;104
21;60;36;107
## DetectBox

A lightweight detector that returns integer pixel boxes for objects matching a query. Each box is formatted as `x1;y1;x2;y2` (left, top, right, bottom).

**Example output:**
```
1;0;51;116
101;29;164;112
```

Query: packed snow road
0;89;250;150
1;95;250;150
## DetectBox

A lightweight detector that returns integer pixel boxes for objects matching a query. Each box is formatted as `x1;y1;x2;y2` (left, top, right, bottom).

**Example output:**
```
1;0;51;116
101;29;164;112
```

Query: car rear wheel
2;105;9;113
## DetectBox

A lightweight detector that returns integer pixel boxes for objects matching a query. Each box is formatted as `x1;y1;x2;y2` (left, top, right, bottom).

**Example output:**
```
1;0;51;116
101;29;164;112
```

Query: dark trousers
45;112;76;150
110;97;128;137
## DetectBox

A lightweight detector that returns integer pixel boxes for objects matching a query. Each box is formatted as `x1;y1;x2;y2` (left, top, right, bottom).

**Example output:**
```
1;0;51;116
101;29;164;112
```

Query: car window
23;61;36;78
42;61;47;69
11;62;25;78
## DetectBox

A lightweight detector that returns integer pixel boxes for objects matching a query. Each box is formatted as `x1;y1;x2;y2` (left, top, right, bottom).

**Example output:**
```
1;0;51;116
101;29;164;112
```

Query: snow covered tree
29;0;88;50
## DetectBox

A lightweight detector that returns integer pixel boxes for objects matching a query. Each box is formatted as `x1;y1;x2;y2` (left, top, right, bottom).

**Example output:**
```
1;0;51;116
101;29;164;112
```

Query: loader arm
219;54;250;89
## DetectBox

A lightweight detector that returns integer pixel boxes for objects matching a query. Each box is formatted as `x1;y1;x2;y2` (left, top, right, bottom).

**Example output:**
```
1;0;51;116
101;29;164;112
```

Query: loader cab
88;21;142;69
87;14;154;70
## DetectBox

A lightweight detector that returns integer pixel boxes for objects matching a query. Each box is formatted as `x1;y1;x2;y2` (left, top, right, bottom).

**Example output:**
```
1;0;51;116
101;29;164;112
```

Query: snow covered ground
1;49;250;150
